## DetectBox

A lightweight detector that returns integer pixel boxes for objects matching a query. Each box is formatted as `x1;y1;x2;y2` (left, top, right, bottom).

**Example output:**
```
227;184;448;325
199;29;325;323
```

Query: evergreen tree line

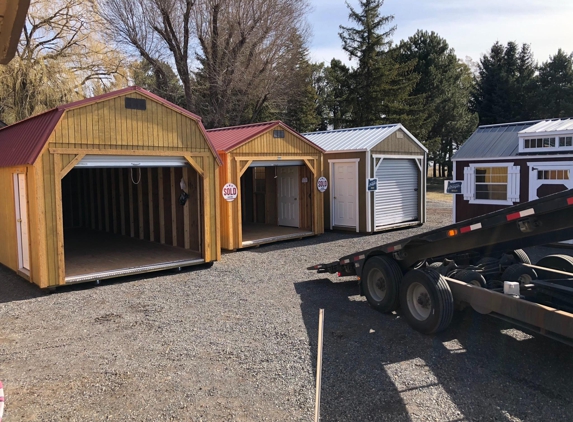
3;0;573;177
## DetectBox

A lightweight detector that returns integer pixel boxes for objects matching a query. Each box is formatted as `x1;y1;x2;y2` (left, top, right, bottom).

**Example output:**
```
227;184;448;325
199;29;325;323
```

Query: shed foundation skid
310;189;573;344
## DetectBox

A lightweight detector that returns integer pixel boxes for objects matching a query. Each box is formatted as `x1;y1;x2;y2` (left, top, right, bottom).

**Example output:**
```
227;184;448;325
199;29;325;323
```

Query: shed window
273;130;285;138
125;97;147;110
524;137;555;149
475;167;508;200
537;169;570;180
462;163;520;205
560;136;572;147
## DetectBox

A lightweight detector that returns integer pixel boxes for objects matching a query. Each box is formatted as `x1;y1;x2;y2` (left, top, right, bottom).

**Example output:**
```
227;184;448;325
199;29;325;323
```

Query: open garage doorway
239;163;314;247
61;157;204;283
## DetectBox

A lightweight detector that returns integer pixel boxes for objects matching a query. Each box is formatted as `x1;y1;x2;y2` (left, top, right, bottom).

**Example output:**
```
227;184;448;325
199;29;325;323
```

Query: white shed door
374;158;419;229
332;161;357;228
277;166;299;227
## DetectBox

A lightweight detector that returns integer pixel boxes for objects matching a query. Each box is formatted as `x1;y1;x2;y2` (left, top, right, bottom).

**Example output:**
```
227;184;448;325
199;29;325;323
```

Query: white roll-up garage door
374;158;419;230
76;155;189;168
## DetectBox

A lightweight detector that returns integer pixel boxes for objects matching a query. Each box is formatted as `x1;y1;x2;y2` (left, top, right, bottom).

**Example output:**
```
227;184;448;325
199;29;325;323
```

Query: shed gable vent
125;97;147;110
273;129;285;138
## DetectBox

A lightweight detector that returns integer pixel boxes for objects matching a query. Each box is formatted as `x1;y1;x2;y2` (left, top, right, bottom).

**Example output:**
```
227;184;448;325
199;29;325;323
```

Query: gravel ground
1;198;573;421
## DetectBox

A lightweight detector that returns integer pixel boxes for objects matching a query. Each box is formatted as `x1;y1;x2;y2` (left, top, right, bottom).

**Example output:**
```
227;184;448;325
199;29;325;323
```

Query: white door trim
366;151;371;233
13;173;30;275
329;158;360;232
527;161;573;200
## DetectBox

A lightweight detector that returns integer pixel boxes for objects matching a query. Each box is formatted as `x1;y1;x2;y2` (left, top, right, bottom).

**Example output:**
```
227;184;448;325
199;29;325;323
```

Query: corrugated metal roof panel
0;109;64;167
452;121;541;160
303;125;401;152
519;118;573;134
207;121;279;152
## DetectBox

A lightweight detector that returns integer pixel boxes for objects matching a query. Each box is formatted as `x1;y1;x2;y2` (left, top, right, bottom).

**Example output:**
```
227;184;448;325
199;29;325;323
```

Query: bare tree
99;0;195;109
0;0;127;123
192;0;310;127
98;0;311;126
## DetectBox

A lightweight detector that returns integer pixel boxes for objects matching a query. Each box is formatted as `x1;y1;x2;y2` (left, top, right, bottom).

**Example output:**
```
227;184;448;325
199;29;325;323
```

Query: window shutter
507;166;520;202
463;167;475;200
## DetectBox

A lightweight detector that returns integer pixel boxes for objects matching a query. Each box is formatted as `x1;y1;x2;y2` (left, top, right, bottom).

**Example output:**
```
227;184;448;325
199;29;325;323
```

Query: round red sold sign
222;183;238;201
317;176;328;192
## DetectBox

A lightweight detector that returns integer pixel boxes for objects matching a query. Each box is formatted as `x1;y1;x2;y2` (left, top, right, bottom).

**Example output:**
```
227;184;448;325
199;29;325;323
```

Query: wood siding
31;92;219;288
50;92;209;153
218;126;324;250
370;129;425;156
323;152;367;232
455;156;573;222
232;128;319;156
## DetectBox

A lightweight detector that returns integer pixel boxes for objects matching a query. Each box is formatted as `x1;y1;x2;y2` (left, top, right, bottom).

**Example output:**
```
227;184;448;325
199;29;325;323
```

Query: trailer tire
399;268;454;334
501;264;537;284
512;249;531;265
452;270;487;288
362;256;403;313
535;255;573;279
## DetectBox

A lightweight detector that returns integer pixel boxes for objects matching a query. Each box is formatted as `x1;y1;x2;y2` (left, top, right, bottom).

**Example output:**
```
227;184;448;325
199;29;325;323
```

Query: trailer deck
309;189;573;344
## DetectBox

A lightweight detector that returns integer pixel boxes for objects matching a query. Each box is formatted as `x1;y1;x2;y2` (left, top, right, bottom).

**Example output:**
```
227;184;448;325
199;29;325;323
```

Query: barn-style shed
304;124;427;233
207;121;324;250
0;86;221;289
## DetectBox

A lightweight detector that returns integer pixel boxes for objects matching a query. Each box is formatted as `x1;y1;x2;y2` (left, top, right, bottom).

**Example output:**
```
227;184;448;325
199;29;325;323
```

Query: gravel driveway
1;199;573;421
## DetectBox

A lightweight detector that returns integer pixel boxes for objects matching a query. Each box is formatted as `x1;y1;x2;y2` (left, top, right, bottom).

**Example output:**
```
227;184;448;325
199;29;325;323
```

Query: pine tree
472;42;538;125
395;30;477;177
339;0;417;127
537;49;573;118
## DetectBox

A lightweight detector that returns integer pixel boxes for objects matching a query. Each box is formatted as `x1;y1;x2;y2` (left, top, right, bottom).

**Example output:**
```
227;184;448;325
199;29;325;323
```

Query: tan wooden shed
0;86;221;289
207;121;325;250
304;124;428;233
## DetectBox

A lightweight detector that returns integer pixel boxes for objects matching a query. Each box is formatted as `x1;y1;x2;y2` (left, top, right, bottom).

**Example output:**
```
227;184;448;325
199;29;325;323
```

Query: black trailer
309;189;573;344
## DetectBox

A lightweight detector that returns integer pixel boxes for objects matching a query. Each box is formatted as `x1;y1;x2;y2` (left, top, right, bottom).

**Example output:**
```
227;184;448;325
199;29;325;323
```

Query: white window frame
464;162;518;205
519;133;573;153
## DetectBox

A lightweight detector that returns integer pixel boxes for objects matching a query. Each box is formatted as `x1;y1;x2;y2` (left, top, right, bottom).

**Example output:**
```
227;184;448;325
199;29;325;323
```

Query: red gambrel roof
0;86;222;168
207;121;324;153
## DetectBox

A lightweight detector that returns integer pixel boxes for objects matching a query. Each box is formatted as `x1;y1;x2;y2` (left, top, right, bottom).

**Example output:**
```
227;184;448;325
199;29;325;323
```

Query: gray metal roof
303;124;427;152
519;118;573;134
452;120;541;160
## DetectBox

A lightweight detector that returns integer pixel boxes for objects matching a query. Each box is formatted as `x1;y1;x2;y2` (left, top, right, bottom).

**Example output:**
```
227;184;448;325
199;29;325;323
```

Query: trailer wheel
535;255;573;279
452;270;487;288
362;256;403;313
501;264;537;285
399;268;454;334
512;249;531;265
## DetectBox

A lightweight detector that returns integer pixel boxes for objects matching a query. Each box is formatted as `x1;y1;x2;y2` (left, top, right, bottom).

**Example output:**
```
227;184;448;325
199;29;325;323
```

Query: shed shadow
0;264;46;304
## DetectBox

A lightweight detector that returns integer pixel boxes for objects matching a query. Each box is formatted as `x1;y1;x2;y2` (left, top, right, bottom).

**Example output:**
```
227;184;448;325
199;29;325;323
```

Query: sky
308;0;573;67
